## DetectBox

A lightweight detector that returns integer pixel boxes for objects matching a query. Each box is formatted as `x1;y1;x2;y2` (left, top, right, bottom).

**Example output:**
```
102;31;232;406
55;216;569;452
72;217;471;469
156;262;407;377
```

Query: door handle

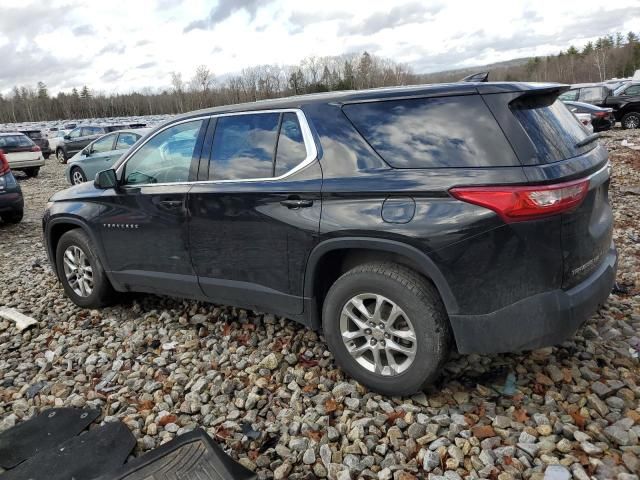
280;198;313;209
159;199;183;209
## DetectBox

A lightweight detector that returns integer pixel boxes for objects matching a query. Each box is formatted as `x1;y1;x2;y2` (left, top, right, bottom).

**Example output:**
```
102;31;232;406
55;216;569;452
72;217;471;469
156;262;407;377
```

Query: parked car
56;125;116;163
65;128;150;185
48;130;69;152
573;111;594;132
601;82;640;129
0;149;24;223
0;132;44;177
563;101;615;132
43;82;617;395
19;129;51;159
558;84;612;104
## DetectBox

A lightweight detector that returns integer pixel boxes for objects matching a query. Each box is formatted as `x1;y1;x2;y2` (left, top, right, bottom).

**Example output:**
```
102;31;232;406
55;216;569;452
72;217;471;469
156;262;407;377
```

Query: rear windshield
23;131;42;139
0;135;34;148
342;95;518;168
511;94;595;163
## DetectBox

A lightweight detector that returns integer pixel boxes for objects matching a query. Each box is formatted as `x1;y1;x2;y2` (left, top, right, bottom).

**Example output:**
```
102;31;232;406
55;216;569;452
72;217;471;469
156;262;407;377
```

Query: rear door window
116;133;140;150
209;113;280;180
342;96;518;168
275;113;307;176
580;87;606;102
559;89;579;101
511;95;593;163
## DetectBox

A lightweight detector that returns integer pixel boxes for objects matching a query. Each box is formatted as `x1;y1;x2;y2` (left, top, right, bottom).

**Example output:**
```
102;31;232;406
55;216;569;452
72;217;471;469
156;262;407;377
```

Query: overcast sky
1;0;639;95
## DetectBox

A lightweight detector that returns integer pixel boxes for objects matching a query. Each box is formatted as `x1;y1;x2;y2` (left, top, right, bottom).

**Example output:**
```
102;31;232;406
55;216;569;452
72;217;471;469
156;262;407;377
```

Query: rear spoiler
460;72;489;82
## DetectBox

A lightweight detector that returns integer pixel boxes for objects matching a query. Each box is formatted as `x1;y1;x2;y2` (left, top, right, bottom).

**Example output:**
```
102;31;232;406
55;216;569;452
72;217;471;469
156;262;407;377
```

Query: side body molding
303;237;459;315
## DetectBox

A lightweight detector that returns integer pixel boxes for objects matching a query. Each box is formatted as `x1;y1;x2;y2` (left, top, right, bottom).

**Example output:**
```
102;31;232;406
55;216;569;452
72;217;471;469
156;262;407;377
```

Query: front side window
68;128;82;139
209;113;279;180
116;133;140;150
124;120;203;185
91;134;116;153
624;85;640;96
275;113;307;176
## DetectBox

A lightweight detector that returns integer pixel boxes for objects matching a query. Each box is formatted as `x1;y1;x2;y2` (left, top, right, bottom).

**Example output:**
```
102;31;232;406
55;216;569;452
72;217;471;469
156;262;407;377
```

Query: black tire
56;149;67;164
44;153;51;160
23;167;40;177
70;167;87;185
621;112;640;129
55;229;116;308
1;209;23;224
322;262;451;396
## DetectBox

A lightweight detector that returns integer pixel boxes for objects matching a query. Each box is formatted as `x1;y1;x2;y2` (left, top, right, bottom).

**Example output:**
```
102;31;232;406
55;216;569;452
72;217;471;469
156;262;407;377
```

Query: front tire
622;112;640;129
70;167;87;185
322;262;450;396
56;229;116;308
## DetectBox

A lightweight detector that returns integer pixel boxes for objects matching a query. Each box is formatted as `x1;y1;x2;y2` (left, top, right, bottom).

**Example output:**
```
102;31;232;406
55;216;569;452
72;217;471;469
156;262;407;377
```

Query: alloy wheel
62;245;94;297
72;169;85;185
339;293;417;376
624;116;639;129
57;150;66;163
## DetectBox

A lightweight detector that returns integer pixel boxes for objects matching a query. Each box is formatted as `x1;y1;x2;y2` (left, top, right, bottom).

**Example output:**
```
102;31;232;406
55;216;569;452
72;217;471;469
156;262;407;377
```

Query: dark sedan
563;101;615;132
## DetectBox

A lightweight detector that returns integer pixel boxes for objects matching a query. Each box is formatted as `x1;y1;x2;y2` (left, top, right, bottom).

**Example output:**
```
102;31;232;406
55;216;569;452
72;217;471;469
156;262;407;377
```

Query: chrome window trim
116;108;318;187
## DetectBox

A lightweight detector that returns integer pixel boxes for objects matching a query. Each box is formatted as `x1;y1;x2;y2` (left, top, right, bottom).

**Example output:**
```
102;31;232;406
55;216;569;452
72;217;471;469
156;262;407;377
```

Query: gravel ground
0;130;639;480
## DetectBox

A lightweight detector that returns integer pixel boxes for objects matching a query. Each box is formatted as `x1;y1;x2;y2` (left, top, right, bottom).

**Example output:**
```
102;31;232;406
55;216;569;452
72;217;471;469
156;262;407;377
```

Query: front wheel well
48;223;81;272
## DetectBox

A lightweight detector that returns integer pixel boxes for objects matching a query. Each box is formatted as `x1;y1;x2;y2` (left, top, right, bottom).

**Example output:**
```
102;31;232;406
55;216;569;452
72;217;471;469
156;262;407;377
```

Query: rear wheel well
312;248;442;318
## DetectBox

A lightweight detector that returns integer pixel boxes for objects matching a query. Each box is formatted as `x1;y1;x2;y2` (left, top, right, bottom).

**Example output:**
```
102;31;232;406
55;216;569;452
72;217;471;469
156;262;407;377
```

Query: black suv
601;82;640;129
43;83;617;394
55;125;128;163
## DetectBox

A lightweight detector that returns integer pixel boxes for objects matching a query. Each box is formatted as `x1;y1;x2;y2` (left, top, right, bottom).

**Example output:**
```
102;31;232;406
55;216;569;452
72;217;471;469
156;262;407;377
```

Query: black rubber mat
100;428;257;480
0;407;99;469
0;421;136;480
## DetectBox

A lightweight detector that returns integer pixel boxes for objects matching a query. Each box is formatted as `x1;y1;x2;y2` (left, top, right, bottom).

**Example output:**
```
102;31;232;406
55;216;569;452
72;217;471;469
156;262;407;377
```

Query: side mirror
84;148;92;156
64;134;71;140
94;169;118;189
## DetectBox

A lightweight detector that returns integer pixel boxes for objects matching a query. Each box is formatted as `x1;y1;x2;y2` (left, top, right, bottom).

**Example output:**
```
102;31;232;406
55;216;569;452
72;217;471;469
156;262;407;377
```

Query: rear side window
275;113;307;176
511;95;593;163
342;96;518;168
580;87;606;102
209;113;280;180
559;90;579;101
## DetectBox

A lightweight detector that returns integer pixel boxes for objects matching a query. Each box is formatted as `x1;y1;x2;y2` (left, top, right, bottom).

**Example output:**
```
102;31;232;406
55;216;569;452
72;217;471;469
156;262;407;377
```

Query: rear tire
70;167;87;185
23;167;39;177
1;209;23;224
322;262;450;395
56;229;116;308
622;112;640;129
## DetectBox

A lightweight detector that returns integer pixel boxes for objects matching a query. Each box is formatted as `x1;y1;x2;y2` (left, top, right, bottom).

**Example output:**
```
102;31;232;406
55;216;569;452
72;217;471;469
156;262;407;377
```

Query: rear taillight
593;112;608;118
581;119;589;125
0;150;9;175
450;178;590;223
31;145;41;152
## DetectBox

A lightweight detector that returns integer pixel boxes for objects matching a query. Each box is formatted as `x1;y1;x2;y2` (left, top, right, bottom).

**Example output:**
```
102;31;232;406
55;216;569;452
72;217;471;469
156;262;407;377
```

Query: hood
49;180;110;202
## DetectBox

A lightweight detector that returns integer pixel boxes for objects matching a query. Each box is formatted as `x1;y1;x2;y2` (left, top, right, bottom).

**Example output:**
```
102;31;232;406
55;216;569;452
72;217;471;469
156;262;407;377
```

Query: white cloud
1;0;639;95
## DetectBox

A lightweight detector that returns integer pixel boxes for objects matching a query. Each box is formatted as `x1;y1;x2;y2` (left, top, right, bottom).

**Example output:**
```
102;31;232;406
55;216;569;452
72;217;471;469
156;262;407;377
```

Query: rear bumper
0;191;24;213
10;157;45;169
450;245;617;354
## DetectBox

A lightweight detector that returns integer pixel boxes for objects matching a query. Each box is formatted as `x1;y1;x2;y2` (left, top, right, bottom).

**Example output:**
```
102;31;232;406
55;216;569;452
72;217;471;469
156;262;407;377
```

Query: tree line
1;32;639;124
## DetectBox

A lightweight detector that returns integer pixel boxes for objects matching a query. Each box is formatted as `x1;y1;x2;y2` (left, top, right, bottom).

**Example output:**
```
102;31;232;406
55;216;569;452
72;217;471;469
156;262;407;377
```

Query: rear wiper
575;132;600;148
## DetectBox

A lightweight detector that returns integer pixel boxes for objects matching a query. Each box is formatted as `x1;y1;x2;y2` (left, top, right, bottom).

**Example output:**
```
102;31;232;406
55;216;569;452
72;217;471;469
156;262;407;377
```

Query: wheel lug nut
370;339;377;346
365;329;371;335
384;333;390;339
381;340;386;346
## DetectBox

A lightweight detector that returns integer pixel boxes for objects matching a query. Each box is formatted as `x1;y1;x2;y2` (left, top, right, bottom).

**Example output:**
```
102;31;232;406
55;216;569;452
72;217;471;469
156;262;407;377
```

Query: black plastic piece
1;421;136;480
0;408;99;469
99;428;257;480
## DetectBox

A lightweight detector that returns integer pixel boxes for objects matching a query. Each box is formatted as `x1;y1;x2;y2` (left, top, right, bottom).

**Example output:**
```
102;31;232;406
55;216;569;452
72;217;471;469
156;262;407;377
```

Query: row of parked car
559;80;640;130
